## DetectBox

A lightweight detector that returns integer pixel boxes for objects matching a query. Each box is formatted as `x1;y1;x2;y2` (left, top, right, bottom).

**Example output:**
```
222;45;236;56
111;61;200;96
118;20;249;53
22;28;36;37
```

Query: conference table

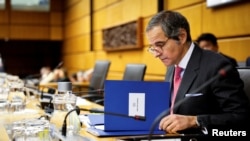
38;81;90;91
0;95;117;141
0;94;201;141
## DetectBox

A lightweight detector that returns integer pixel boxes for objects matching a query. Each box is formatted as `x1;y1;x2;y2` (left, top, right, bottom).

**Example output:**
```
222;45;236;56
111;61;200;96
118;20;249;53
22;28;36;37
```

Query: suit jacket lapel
173;45;201;113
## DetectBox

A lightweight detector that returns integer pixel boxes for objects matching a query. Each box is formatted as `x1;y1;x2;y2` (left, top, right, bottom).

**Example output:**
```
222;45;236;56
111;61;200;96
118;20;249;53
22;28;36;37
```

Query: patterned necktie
170;66;182;114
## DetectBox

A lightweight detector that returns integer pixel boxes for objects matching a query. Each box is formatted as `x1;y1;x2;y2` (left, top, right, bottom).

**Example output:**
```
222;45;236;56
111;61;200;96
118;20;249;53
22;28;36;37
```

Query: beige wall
63;0;250;81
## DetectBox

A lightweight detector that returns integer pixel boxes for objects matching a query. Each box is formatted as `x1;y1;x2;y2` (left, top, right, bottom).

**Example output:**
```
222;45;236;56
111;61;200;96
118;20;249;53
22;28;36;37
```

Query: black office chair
80;60;111;102
122;63;147;81
237;67;250;102
95;63;147;105
246;57;250;67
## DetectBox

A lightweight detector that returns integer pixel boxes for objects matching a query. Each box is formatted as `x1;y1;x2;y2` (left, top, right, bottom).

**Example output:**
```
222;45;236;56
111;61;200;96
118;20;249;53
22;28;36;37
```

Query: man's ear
178;28;187;45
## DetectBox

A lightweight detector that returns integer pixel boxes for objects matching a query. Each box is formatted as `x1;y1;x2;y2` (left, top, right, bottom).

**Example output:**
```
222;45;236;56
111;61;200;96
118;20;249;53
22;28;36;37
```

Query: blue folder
86;126;166;137
104;80;170;131
86;80;170;137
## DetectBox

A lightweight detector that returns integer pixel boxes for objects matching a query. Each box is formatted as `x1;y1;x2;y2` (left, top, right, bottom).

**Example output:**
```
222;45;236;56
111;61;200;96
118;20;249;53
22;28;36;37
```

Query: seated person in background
40;66;52;80
40;67;70;84
52;68;70;82
196;33;238;67
69;68;93;82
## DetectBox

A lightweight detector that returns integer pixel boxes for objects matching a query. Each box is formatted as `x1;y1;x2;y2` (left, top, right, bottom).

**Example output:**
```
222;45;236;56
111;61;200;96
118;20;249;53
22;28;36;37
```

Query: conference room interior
0;0;250;140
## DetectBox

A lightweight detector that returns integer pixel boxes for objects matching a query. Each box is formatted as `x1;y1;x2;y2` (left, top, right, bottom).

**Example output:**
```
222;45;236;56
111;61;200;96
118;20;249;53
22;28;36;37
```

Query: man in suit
196;33;238;67
145;11;250;136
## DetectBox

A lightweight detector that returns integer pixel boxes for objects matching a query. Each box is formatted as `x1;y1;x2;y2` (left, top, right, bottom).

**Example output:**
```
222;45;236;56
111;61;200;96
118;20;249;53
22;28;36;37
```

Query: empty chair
80;60;111;102
122;63;147;81
95;63;147;105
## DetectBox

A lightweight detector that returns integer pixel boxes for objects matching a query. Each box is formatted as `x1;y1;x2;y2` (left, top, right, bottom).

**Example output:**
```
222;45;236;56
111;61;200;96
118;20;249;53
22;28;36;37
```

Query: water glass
8;82;26;112
53;94;66;111
66;94;77;109
0;101;9;113
0;87;9;113
8;118;51;141
8;100;26;112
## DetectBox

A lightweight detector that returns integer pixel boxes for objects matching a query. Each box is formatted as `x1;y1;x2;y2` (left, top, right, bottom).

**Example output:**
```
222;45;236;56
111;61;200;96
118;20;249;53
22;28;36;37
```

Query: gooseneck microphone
42;89;105;114
73;89;104;95
61;106;146;136
54;61;64;69
148;65;233;141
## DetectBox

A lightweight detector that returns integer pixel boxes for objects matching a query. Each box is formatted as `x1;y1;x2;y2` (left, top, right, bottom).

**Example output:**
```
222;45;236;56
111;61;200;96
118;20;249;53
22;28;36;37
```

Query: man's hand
159;114;198;133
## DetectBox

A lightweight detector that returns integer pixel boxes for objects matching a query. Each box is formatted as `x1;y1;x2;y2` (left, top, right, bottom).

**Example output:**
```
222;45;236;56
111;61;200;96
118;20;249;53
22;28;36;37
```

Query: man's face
146;26;187;67
198;40;218;52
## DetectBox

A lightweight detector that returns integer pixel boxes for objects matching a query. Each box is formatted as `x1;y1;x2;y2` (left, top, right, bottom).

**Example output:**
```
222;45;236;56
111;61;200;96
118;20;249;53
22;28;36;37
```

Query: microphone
148;65;233;140
54;61;64;69
25;73;41;79
61;106;146;136
73;89;104;96
38;86;56;113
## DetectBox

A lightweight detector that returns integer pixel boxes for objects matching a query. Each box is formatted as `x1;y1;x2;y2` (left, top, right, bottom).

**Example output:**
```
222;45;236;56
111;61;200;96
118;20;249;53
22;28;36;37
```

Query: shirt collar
176;42;195;70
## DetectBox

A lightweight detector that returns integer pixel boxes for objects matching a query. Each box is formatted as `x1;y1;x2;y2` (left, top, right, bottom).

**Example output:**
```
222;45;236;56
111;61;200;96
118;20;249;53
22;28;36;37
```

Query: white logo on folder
129;93;145;117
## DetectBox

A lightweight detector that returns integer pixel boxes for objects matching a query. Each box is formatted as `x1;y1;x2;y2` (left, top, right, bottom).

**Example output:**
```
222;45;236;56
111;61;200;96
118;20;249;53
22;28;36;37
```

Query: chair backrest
122;63;146;81
237;67;250;102
246;57;250;66
89;60;111;90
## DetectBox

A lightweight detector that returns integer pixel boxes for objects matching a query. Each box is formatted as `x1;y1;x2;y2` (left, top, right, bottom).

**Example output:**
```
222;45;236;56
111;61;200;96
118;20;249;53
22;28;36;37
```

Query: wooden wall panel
165;0;203;10
105;3;123;27
0;25;8;38
0;11;8;24
93;10;107;31
93;51;108;61
65;0;81;9
63;35;90;53
63;0;250;82
63;54;88;71
93;0;107;10
122;0;141;21
10;12;49;25
10;25;49;40
92;31;103;51
50;12;62;25
50;26;62;40
64;16;90;39
142;17;151;46
64;51;95;75
202;3;250;37
141;0;158;17
0;0;63;40
219;37;250;62
178;4;203;40
106;50;144;71
50;0;63;11
64;0;90;24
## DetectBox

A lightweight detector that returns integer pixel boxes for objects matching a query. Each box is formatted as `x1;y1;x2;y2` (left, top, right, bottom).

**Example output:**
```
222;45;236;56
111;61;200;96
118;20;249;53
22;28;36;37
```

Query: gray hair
146;10;192;42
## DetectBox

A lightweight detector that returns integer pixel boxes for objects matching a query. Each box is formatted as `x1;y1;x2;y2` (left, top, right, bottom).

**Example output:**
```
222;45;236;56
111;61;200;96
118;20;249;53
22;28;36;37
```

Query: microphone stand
61;106;146;136
148;65;232;141
73;89;104;95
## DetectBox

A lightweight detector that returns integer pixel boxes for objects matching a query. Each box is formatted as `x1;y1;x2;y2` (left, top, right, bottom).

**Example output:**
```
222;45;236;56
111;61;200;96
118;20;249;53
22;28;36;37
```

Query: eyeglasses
147;38;170;56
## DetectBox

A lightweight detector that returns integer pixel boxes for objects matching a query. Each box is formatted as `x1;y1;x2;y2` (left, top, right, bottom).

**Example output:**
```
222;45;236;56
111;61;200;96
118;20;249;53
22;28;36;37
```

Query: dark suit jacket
219;52;238;67
165;44;250;134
